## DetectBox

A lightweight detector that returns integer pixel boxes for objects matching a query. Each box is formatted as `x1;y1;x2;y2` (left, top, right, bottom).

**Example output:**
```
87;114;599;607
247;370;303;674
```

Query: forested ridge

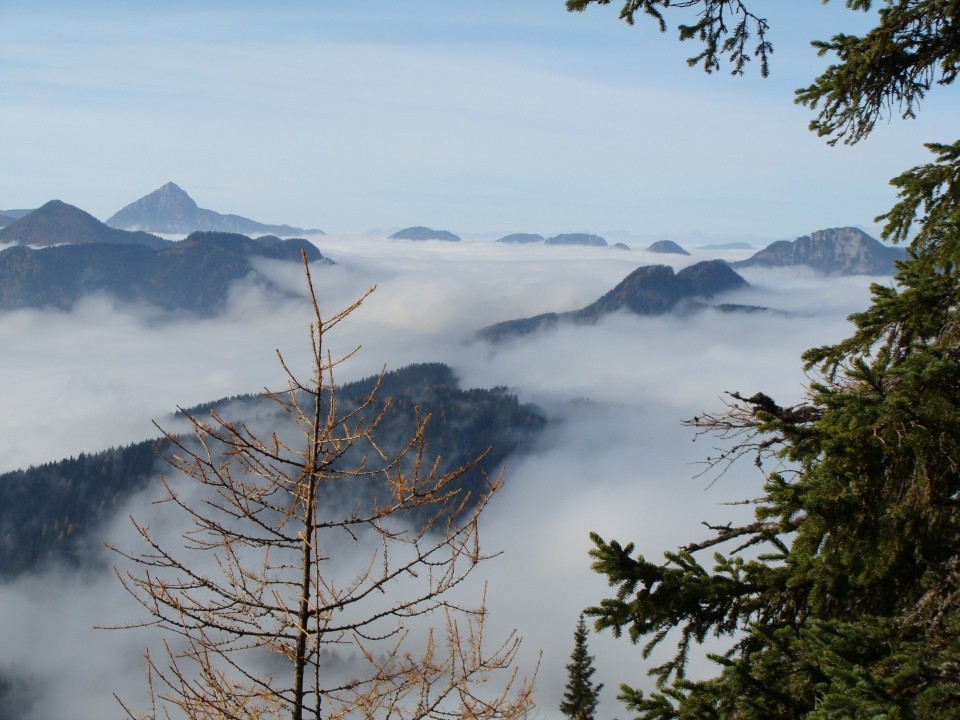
0;362;545;580
0;226;330;313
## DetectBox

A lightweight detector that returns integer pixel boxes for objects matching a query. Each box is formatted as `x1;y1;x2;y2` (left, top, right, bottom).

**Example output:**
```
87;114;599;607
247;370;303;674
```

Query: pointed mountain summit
733;227;907;275
0;200;169;249
107;182;324;236
111;182;200;228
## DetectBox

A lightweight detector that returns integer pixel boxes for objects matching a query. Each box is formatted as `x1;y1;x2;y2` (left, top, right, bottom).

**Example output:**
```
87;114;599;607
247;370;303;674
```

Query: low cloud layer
0;235;880;717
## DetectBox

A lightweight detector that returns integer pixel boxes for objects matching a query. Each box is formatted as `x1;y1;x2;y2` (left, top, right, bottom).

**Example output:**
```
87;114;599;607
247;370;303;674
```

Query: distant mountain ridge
496;233;544;244
544;233;607;247
735;227;907;275
478;260;750;343
699;242;754;250
107;182;324;236
0;230;331;314
0;200;170;249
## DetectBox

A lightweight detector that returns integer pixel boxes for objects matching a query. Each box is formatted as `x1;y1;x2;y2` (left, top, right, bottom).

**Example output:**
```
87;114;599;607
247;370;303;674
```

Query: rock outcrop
734;227;906;275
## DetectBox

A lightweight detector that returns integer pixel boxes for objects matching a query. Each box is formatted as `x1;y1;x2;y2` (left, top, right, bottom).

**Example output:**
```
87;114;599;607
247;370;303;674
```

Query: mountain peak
734;226;907;275
478;259;750;342
646;239;690;256
155;181;198;207
583;260;747;317
106;184;319;236
0;200;168;248
107;182;200;231
22;200;102;232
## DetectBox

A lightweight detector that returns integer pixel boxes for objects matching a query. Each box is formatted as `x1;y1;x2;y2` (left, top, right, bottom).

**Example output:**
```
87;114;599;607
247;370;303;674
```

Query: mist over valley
0;192;886;717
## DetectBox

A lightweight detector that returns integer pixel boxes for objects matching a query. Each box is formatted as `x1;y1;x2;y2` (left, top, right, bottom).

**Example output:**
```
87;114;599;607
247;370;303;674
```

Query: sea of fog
0;233;883;718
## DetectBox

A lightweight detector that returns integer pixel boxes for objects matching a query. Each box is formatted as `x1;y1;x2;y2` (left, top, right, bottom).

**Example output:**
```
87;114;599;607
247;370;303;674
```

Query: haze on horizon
3;0;957;239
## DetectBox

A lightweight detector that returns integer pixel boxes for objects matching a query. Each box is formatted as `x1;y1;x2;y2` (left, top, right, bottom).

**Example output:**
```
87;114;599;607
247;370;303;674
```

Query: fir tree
569;2;960;717
560;614;603;720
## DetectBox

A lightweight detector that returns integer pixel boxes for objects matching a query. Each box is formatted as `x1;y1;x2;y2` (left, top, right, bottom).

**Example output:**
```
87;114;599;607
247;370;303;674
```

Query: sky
3;0;958;239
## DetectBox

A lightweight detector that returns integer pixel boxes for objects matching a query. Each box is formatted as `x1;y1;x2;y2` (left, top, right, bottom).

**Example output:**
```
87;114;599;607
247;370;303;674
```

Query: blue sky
3;1;957;238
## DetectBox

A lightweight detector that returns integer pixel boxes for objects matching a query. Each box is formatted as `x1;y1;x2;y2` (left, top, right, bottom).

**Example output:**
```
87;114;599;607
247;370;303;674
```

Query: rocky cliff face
734;227;907;275
106;182;321;236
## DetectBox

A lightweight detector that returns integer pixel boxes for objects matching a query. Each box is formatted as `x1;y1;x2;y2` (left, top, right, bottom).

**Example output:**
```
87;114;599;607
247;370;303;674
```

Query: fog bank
0;235;880;717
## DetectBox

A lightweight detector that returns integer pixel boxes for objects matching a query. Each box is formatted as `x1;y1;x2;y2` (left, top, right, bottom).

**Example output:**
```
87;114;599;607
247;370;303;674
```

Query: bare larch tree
109;254;537;720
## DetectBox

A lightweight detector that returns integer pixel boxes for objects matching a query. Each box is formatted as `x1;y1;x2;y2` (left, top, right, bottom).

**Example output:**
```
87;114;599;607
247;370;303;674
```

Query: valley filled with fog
0;232;882;717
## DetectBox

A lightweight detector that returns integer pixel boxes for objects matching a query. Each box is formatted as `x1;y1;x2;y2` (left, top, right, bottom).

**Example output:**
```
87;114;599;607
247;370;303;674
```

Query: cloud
0;237;879;717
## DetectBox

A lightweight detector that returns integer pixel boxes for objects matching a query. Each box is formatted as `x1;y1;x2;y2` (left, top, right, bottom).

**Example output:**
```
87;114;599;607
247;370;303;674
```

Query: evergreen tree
568;2;960;718
560;614;603;720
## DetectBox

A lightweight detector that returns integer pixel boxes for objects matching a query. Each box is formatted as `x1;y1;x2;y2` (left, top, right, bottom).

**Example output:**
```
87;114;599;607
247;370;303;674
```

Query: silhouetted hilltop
0;230;331;313
544;233;607;247
107;182;324;236
734;227;907;275
389;226;461;241
478;260;750;342
646;239;690;255
0;200;170;249
497;233;544;244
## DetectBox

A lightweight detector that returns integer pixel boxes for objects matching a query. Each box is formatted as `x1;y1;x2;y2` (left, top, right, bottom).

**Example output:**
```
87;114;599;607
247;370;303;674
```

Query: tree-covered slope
0;362;545;579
